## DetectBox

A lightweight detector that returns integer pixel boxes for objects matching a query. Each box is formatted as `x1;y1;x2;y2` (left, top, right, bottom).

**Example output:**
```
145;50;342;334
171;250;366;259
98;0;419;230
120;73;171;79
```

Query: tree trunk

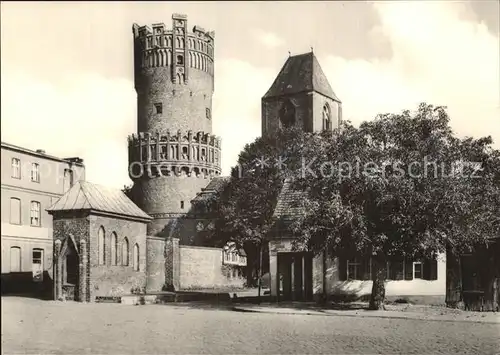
483;241;500;311
369;256;387;310
257;242;263;304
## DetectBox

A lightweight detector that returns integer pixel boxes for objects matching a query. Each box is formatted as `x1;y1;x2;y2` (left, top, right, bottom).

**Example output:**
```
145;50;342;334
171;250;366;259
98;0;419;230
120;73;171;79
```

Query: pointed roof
191;176;230;204
272;178;307;234
47;181;152;222
263;52;341;102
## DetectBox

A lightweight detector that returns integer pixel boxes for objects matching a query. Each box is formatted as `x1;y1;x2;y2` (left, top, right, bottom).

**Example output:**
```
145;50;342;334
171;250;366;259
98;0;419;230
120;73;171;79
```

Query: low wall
146;236;166;292
179;245;245;289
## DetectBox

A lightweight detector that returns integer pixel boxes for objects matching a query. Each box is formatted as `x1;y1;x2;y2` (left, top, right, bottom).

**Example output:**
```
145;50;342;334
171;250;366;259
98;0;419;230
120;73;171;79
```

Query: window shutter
338;256;347;281
404;258;413;280
423;259;438;281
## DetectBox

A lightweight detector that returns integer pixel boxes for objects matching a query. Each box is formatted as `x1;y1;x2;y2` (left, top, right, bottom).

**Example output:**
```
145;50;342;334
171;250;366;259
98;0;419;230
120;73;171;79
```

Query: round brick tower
128;14;222;236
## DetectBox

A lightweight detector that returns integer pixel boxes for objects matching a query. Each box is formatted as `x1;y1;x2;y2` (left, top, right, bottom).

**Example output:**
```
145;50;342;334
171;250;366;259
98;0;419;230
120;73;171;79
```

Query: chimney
36;149;46;154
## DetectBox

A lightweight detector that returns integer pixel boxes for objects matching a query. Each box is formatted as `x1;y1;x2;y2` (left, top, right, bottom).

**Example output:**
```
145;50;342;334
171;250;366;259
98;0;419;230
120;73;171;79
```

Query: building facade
128;14;222;237
1;142;85;297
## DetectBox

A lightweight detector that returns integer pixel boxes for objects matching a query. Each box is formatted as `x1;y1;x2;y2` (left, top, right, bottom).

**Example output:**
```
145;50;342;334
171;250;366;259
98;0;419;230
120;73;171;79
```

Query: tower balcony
128;131;222;179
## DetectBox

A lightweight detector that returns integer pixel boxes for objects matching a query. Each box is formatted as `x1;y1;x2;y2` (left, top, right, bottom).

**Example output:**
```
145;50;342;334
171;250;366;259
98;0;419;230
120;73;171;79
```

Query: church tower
261;51;342;136
128;14;222;236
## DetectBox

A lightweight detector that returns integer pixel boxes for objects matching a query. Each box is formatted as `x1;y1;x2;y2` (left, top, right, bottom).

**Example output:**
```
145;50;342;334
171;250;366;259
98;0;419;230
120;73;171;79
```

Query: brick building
47;181;152;302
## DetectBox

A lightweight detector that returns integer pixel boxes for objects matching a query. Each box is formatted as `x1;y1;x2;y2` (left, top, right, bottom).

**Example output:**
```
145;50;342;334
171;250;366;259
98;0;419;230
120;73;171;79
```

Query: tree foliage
202;127;314;284
291;103;500;309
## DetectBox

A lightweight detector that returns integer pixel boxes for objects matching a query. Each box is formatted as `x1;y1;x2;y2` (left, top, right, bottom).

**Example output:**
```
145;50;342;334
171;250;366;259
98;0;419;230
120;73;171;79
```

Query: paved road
2;297;499;354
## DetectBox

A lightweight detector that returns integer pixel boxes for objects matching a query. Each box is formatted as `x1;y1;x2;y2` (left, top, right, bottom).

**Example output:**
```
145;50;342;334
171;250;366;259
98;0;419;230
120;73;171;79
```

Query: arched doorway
64;244;79;301
56;236;85;302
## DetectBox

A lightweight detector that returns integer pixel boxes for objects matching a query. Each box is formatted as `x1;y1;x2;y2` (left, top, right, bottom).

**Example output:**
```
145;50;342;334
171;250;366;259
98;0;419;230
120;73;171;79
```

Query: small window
31;163;40;182
322;103;331;131
63;169;74;193
30;201;41;226
110;232;118;266
133;244;140;271
154;103;163;114
11;158;21;179
206;108;211;120
180;201;184;209
10;198;21;225
122;238;129;266
176;55;184;65
98;226;105;265
32;249;43;266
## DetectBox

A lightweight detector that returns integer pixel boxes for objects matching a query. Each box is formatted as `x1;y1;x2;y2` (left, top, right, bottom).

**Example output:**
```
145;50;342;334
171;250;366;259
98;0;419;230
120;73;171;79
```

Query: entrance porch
54;236;88;302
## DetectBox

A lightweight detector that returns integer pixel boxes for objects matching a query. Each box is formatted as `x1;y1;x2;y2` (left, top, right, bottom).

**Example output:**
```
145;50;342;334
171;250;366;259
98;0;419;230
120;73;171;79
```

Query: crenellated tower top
129;14;221;235
132;14;215;84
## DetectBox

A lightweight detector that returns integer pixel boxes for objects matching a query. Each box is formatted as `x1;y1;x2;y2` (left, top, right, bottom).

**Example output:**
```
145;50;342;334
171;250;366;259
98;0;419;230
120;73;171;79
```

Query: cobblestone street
2;297;499;354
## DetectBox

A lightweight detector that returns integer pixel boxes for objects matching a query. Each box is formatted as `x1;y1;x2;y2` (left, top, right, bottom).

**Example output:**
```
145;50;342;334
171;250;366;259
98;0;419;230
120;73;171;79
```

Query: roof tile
47;181;152;221
263;52;341;102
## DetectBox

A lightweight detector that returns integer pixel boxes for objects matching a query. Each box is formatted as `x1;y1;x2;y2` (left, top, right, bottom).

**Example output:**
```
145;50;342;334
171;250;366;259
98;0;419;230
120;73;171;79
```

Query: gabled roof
47;181;152;222
191;176;230;203
272;178;307;233
263;52;341;102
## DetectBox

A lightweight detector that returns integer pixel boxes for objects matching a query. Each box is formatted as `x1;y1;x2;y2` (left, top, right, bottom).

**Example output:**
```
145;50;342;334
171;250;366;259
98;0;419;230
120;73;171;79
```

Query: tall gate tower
128;14;222;235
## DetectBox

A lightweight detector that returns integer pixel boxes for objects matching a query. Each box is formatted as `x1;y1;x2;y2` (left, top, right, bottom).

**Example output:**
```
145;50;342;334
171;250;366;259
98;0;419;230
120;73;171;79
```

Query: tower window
206;108;211;120
279;100;296;127
154;103;162;114
180;201;185;209
322;103;331;131
176;55;184;65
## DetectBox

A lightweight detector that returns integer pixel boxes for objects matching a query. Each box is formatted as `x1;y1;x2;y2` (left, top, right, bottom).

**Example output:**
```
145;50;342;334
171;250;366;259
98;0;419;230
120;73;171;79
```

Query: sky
1;1;499;189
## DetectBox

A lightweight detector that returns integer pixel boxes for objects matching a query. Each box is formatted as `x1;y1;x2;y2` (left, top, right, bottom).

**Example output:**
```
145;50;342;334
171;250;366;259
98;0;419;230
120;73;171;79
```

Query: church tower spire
261;51;342;137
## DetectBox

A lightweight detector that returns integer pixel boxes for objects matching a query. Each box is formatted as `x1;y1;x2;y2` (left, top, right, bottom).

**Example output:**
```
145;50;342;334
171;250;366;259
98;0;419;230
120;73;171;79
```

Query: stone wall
179;245;245;289
87;215;148;301
145;236;166;292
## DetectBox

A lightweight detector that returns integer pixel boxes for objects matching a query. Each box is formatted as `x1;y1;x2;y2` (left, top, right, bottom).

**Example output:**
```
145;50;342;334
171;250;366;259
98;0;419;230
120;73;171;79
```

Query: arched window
322;103;331;131
10;246;21;272
133;244;140;271
110;232;118;266
122;238;129;266
279;100;296;128
98;226;105;265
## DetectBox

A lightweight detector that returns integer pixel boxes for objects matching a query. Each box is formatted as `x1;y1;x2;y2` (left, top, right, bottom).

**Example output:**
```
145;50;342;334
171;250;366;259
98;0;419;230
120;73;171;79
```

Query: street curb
230;306;500;324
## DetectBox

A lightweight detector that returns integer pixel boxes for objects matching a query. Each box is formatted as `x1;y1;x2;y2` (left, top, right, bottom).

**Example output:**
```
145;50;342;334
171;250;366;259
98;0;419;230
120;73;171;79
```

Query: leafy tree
204;127;311;295
291;103;500;309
